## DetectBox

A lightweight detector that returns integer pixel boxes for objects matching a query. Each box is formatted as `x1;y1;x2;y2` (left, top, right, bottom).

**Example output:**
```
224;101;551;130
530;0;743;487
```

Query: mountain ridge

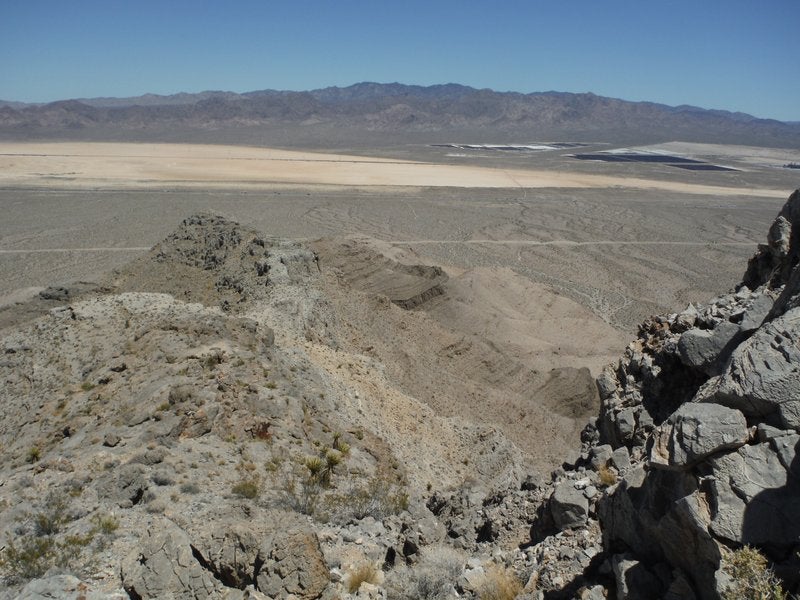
2;83;798;148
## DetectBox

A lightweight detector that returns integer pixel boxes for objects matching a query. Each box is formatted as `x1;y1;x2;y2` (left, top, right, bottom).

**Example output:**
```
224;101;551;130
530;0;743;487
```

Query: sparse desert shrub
476;564;522;600
346;561;381;593
32;496;71;536
180;482;201;494
0;499;114;583
281;474;324;516
26;446;41;464
721;546;787;600
232;479;260;499
0;535;57;581
385;545;463;600
93;514;119;535
322;474;409;523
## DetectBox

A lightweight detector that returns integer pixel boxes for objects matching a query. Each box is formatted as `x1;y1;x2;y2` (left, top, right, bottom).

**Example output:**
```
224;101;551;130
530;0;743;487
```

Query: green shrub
93;514;119;535
26;446;41;464
322;474;409;523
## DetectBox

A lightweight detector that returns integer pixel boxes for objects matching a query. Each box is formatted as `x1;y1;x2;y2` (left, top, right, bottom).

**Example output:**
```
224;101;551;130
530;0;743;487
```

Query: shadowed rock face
594;189;800;599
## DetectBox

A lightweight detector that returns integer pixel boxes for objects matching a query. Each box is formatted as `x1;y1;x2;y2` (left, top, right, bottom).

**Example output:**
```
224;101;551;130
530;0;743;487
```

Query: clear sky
1;1;798;121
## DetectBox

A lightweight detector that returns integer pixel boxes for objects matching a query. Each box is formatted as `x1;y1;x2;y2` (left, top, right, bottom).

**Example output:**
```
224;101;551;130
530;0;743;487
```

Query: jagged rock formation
593;189;800;599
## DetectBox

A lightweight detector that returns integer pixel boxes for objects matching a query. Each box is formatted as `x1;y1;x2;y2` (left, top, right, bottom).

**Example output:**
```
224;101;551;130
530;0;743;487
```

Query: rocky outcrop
594;189;800;599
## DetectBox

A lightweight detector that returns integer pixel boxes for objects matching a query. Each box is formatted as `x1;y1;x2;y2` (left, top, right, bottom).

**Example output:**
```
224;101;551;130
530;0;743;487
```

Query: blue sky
1;1;798;121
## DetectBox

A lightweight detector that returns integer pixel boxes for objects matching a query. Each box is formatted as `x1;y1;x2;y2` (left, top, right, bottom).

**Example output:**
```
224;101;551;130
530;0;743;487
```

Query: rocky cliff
589;189;800;598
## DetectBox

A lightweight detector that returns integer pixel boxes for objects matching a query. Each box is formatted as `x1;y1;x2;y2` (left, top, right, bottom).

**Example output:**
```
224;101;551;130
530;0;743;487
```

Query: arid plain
1;140;795;329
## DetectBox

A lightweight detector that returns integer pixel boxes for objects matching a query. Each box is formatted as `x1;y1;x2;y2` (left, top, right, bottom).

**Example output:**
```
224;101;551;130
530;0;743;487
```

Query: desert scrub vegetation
321;472;409;523
280;440;409;522
0;497;117;583
721;546;788;600
232;477;261;499
385;545;463;600
25;446;41;464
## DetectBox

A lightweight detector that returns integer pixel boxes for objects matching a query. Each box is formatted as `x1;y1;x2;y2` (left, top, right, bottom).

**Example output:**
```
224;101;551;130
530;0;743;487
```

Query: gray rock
121;522;223;599
610;446;631;473
677;321;742;376
698;308;800;418
708;442;799;548
738;294;774;332
257;531;330;599
578;585;607;600
778;400;800;430
96;463;148;508
590;444;613;470
615;408;637;443
612;555;665;600
550;481;589;530
649;403;748;469
663;570;697;600
756;423;793;442
16;575;128;600
596;368;618;400
103;433;121;447
771;433;800;477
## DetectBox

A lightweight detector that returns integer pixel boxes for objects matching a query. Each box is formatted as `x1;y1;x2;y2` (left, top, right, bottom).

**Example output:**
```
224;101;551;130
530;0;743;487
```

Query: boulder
737;294;773;332
550;481;589;530
696;308;800;422
649;403;748;469
257;531;330;599
707;442;799;548
121;521;223;599
611;554;665;600
677;321;742;376
16;575;127;600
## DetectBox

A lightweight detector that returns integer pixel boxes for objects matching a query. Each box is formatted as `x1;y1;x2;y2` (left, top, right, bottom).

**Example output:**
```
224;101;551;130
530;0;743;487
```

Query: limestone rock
649;403;748;469
16;575;127;600
121;521;223;599
677;321;741;376
697;308;800;421
738;294;773;332
257;531;330;599
707;442;799;548
742;189;800;290
550;481;589;530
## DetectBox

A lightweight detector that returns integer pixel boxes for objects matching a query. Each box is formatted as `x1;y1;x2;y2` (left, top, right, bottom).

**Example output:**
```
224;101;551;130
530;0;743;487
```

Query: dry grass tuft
476;564;522;600
346;561;380;594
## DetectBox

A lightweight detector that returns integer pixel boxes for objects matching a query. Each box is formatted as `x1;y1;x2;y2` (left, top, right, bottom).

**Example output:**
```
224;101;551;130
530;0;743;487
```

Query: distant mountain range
2;82;799;148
